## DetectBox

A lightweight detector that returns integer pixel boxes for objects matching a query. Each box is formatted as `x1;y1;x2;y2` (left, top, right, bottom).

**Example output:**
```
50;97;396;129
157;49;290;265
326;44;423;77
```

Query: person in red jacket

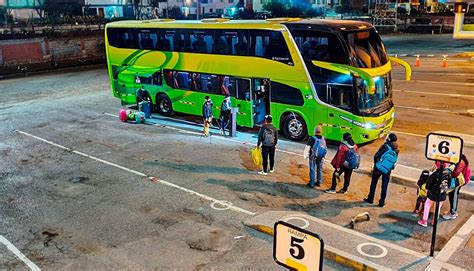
443;154;470;220
325;133;358;194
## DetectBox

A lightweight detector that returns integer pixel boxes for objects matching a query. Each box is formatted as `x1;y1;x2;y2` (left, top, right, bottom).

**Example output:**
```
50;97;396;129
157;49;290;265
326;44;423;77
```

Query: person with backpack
305;125;327;188
325;133;359;194
443;154;471;220
219;95;232;136
418;166;454;227
202;96;213;137
257;115;278;176
363;133;399;207
414;170;430;213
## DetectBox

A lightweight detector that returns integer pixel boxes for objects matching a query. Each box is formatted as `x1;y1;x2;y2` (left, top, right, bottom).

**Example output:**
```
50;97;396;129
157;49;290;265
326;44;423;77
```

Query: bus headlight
364;122;376;129
392;112;395;119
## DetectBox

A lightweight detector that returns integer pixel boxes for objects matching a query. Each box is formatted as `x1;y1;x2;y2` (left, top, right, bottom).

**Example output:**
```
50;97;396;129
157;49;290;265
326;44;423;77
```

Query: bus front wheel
282;114;307;141
156;94;173;116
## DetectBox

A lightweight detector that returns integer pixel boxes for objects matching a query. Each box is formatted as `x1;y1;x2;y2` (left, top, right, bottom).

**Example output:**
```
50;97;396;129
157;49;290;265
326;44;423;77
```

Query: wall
0;33;105;76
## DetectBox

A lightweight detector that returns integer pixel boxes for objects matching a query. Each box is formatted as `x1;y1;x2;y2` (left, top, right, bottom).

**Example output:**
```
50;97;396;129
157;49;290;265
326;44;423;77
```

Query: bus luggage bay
105;18;411;143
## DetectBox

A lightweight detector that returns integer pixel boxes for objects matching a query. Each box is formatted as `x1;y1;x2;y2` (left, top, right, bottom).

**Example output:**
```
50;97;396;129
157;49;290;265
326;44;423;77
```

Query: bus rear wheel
282;113;307;141
156;94;173;116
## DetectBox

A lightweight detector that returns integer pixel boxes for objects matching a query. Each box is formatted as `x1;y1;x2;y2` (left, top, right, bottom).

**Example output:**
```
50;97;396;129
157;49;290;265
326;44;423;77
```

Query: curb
246;224;379;271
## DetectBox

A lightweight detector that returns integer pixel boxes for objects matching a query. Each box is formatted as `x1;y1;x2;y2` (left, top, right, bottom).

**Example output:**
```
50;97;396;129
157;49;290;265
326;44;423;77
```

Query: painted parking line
0;235;41;271
15;130;256;216
396;105;453;113
393;89;474;99
394;77;474;86
393;130;474;147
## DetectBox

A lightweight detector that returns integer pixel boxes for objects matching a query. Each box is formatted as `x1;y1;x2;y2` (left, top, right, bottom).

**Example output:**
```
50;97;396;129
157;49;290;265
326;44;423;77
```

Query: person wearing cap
219;95;232;135
364;133;400;207
202;96;213;137
305;125;326;188
257;115;278;175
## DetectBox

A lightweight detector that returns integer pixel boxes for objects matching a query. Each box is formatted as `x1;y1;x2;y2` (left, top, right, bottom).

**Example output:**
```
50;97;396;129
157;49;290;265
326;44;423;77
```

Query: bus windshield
343;29;389;68
356;72;393;116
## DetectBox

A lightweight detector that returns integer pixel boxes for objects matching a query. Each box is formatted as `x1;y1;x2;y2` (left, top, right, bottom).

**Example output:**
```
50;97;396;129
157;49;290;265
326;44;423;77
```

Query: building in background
83;0;134;19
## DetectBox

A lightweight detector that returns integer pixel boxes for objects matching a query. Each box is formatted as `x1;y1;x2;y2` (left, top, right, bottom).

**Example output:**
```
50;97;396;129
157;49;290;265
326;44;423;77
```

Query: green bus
105;18;411;143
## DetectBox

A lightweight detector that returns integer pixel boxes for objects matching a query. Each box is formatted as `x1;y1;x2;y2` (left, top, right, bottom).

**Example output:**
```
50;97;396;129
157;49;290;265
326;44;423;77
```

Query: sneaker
378;203;385;208
363;198;373;204
307;183;315;188
443;214;457;220
269;169;274;173
315;183;321;187
258;171;267;176
325;189;336;194
337;189;348;194
418;219;427;227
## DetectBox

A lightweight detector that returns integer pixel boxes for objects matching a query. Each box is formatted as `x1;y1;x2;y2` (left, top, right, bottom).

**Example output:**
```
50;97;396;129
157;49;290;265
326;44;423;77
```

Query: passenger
193;35;207;53
219;95;232;135
443;154;471;220
235;37;248;55
414;170;430;213
418;164;454;227
325;133;358;194
202;96;213;137
257;115;278;176
136;85;151;108
305;125;327;188
364;133;399;207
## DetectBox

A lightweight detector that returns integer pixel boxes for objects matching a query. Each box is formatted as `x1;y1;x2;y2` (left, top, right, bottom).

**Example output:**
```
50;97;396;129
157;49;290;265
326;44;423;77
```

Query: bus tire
282;113;307;141
156;94;173;116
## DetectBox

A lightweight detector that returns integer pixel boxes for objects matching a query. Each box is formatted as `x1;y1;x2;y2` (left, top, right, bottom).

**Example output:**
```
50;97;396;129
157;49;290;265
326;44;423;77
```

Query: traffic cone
415;55;421;67
442;55;448;67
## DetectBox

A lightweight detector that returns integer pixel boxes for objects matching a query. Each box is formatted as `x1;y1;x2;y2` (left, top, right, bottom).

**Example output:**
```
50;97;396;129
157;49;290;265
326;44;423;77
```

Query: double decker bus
105;18;411;143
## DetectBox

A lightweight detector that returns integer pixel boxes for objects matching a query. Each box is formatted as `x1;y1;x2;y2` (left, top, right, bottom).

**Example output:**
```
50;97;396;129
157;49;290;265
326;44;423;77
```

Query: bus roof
106;18;374;31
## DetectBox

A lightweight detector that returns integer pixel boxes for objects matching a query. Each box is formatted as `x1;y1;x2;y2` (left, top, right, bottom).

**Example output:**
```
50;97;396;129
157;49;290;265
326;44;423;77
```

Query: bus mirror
389;56;412;81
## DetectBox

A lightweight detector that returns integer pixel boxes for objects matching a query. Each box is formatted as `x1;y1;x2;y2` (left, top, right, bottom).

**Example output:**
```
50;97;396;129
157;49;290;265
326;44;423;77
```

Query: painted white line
394;79;474;87
393;71;474;76
392;130;474;146
394;89;474;99
0;235;41;271
396;105;452;113
392;130;426;138
356;242;388;259
283;217;310;229
15;130;256;216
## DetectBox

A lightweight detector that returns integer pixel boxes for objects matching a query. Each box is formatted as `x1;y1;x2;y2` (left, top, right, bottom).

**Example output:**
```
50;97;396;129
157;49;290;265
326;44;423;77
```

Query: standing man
257;115;278;175
220;95;232;135
306;125;327;188
364;133;399;207
202;96;213;137
325;133;358;194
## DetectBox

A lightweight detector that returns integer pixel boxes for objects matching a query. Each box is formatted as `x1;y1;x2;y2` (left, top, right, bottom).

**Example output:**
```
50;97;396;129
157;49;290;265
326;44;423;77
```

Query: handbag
251;147;263;166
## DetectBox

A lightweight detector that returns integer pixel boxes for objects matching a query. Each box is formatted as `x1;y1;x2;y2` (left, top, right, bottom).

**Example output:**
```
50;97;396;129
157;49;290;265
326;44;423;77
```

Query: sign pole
430;163;443;257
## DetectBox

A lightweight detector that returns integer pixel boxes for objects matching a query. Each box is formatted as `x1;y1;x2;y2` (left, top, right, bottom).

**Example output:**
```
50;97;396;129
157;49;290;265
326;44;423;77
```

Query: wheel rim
287;118;303;138
159;99;170;113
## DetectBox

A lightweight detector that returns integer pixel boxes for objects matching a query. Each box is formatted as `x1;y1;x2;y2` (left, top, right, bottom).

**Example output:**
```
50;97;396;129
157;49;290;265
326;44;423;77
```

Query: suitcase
119;109;128;122
135;111;145;124
139;101;152;118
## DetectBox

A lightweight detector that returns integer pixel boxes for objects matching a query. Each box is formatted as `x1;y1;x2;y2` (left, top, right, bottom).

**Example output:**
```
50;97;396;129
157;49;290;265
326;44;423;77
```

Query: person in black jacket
364;133;399;207
418;167;452;227
257;115;278;176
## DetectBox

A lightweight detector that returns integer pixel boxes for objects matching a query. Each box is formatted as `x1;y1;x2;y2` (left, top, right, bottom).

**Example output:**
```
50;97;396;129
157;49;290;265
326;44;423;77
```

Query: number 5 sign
425;133;463;164
273;221;324;271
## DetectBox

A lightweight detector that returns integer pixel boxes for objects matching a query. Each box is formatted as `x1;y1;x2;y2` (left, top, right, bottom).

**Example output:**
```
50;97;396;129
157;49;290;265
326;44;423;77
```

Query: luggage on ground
119;109;128;122
135;111;145;124
139;101;152;118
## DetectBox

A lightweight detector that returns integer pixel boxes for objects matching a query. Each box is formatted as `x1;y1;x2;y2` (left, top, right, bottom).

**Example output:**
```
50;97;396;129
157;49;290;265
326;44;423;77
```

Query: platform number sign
425;133;463;164
273;221;324;271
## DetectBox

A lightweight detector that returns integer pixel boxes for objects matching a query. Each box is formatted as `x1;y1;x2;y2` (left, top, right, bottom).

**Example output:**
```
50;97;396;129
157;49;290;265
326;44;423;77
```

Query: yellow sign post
273;221;324;271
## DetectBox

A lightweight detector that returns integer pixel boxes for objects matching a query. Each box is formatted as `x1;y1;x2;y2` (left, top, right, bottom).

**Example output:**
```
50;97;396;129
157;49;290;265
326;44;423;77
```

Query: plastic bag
303;145;310;159
251;147;262;166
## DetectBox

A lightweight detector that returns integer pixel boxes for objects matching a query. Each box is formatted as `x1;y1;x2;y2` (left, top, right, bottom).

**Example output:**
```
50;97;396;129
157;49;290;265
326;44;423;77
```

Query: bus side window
164;70;174;87
328;85;353;111
271;81;304;106
234;30;249;56
152;71;162;86
250;31;268;57
236;78;250;101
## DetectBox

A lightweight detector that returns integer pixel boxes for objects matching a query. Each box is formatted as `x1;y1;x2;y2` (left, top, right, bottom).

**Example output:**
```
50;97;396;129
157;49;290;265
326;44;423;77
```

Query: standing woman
443;154;471;220
325;133;358;194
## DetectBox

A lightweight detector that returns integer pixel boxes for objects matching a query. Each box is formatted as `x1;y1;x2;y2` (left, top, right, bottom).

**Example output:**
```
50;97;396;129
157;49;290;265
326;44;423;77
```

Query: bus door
253;78;271;125
326;83;355;141
233;78;253;128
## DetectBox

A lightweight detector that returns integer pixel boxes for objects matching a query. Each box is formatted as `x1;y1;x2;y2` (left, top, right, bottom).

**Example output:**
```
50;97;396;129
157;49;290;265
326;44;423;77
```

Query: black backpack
262;128;275;147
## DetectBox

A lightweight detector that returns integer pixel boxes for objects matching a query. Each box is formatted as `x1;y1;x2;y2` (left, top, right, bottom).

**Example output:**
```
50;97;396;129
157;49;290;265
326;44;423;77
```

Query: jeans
448;186;461;214
367;168;391;205
262;146;275;173
220;115;229;132
330;167;352;191
309;158;323;186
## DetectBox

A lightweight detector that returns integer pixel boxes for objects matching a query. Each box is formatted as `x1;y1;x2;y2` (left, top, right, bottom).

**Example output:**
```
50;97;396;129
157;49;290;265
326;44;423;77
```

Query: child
414;170;430;213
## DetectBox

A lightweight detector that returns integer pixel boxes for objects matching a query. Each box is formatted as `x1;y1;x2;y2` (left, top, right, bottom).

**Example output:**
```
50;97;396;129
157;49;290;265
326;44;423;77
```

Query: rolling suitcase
135;111;145;124
139;101;152;118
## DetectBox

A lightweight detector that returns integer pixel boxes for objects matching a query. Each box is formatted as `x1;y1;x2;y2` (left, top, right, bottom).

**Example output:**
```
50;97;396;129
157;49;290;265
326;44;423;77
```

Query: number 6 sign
273;221;324;271
425;133;463;164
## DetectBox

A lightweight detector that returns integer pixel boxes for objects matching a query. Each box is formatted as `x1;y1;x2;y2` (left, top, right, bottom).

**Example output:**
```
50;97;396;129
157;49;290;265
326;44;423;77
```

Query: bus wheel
157;94;173;116
283;114;307;141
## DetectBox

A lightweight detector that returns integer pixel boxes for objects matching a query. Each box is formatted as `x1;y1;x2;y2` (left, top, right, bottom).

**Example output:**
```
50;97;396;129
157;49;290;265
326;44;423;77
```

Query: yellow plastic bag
251;147;262;166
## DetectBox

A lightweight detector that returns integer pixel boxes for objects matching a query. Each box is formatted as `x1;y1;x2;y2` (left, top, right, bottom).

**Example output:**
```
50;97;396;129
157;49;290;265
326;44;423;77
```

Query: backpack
343;147;360;170
375;144;398;174
262;128;275;147
310;136;327;160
